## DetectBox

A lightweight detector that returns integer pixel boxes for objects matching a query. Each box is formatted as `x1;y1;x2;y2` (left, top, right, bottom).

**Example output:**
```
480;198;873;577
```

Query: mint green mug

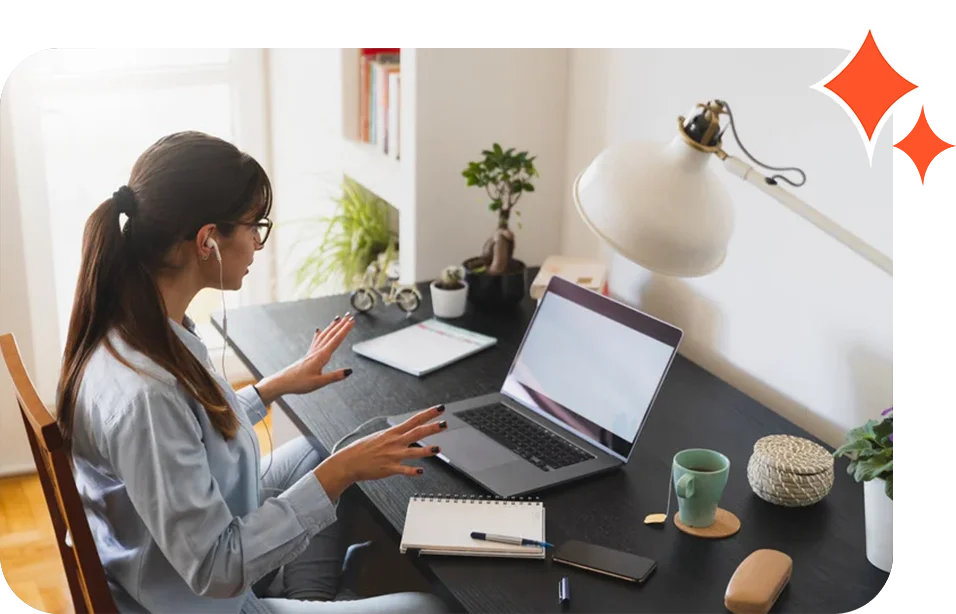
673;449;730;528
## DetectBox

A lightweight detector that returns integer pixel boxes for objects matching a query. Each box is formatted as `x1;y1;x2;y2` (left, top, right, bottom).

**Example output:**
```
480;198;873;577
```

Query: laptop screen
500;276;682;461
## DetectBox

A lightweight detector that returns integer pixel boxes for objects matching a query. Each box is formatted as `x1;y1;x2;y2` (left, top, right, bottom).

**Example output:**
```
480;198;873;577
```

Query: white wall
267;49;348;301
412;48;569;282
1;66;64;410
0;89;41;475
0;54;51;476
561;49;892;447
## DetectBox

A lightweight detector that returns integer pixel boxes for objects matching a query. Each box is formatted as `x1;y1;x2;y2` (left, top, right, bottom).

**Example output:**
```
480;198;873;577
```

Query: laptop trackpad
424;428;522;472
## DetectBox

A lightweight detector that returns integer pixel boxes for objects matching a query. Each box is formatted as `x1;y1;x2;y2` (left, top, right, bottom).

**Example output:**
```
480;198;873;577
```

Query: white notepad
352;318;497;376
400;495;547;559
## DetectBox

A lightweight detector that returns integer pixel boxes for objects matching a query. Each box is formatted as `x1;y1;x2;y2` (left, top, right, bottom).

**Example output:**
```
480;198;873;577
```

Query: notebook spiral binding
410;493;543;506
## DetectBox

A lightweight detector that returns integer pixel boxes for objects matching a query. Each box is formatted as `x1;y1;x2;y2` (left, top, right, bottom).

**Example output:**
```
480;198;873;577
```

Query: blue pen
470;531;554;548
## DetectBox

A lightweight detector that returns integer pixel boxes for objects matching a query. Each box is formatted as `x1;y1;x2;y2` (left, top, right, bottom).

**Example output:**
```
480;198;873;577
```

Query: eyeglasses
239;217;273;246
203;216;273;246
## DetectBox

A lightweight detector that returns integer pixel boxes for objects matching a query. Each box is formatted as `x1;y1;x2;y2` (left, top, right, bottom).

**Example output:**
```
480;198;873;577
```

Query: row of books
359;48;401;160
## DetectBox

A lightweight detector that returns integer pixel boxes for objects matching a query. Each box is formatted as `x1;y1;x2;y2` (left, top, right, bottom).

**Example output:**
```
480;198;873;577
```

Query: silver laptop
388;275;683;498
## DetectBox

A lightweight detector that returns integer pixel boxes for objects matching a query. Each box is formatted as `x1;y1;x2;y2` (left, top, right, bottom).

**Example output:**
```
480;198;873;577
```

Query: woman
58;131;449;614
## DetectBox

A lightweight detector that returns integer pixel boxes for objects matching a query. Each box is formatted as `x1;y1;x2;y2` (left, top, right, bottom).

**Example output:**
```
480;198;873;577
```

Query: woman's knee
350;592;450;614
283;437;324;482
395;592;450;614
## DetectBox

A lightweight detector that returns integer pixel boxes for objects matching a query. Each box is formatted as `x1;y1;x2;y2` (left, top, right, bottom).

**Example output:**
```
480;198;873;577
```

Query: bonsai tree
434;265;465;291
833;407;893;499
462;143;538;276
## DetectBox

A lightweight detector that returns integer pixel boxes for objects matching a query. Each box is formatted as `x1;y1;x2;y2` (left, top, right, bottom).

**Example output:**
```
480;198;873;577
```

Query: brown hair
56;131;272;451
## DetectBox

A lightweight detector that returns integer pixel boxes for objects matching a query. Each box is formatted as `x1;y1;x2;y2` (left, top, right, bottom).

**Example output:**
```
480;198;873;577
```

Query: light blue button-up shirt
70;317;337;613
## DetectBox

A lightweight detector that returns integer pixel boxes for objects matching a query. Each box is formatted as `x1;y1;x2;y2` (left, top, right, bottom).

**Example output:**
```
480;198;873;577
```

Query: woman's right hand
313;405;447;501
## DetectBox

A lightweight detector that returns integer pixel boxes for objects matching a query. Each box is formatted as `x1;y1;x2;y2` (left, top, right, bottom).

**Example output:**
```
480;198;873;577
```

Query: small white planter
863;478;892;572
430;280;468;319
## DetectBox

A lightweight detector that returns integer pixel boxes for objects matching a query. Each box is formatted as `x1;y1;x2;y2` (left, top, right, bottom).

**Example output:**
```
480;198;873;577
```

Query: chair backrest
0;333;117;614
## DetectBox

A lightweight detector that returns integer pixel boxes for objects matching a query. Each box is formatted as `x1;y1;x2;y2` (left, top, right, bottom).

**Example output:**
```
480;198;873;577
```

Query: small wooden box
724;549;792;614
530;255;608;300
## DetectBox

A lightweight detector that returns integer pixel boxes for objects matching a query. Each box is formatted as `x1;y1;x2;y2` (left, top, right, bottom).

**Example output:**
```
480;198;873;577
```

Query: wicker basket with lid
747;435;834;507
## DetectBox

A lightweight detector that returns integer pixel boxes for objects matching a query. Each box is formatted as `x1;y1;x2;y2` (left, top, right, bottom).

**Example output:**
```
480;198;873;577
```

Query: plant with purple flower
833;407;893;499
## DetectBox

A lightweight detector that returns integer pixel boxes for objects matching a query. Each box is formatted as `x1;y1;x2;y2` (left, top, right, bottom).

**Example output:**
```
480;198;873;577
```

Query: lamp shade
573;137;736;277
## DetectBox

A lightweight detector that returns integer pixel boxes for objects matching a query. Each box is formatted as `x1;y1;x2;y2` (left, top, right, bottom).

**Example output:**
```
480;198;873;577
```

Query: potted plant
430;265;468;319
833;407;893;572
294;176;398;296
461;143;538;311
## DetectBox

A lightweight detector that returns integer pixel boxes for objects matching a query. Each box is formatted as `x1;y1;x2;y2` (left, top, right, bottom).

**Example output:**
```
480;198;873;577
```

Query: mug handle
676;473;695;498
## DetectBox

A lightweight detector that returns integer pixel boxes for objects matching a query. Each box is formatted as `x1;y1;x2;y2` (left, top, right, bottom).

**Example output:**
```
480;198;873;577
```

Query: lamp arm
722;156;892;276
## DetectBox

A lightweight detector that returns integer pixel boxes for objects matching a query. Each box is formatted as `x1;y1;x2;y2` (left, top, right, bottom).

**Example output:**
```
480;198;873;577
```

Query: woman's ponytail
57;196;131;447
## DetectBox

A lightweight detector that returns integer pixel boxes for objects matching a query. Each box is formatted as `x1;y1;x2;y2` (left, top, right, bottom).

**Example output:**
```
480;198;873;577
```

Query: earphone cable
215;247;274;479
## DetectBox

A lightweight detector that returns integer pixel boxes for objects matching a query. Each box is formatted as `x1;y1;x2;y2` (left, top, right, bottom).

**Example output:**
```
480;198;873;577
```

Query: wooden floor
0;385;272;614
0;473;72;614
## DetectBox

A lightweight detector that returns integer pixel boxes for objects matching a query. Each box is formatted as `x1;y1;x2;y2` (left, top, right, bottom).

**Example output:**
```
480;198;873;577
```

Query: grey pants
253;437;448;614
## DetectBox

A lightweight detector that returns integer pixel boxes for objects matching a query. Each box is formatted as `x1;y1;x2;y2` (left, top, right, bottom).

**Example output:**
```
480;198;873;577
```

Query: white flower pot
430;280;468;319
863;478;892;572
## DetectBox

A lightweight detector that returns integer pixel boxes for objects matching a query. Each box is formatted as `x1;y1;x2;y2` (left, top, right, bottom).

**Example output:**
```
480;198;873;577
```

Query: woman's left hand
257;314;356;402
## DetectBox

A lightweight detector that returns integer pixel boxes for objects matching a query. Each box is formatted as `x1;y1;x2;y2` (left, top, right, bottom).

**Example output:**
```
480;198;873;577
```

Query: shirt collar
168;315;211;365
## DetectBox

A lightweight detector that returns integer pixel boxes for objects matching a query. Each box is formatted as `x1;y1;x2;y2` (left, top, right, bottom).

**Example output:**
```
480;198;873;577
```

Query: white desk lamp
572;100;893;278
573;100;896;462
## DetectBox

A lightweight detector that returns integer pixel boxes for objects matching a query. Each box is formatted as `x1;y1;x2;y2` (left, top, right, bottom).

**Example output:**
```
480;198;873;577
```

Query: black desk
214;273;887;613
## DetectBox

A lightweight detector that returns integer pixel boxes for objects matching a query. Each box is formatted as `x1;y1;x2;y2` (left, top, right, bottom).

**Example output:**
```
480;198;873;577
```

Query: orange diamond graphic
824;30;917;140
894;107;954;184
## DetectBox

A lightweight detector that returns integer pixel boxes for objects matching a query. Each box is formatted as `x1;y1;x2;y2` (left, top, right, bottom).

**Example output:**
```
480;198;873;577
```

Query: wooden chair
1;334;117;613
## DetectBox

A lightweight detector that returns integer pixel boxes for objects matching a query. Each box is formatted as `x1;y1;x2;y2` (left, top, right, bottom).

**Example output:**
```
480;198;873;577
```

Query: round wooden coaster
673;507;741;539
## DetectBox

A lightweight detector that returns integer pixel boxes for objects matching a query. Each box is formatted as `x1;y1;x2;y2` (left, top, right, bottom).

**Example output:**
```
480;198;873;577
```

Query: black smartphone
553;540;657;583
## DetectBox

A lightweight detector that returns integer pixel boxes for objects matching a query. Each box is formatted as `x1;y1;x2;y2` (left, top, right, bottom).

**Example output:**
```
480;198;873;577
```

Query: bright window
8;49;269;354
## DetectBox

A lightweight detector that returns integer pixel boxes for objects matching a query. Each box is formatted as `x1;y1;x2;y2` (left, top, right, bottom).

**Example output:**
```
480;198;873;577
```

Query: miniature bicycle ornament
349;260;422;315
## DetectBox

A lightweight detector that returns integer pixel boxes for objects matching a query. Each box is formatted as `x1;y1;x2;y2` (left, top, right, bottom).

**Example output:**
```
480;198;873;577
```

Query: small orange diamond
824;30;917;140
894;107;954;184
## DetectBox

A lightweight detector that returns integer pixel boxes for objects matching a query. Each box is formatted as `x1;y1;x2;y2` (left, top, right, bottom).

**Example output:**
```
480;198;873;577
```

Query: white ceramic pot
863;478;892;572
430;280;468;319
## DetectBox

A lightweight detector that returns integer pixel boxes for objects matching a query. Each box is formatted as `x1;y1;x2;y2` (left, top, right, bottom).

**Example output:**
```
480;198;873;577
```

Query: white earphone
205;236;221;263
204;234;227;377
204;232;275;478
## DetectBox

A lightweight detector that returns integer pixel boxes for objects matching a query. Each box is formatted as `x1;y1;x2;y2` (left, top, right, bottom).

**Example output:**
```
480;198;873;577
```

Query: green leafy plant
833;407;893;499
462;143;538;276
294;176;397;295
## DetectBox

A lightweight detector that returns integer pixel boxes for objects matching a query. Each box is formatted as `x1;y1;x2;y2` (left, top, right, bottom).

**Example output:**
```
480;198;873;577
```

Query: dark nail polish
333;316;341;322
416;468;424;475
436;404;446;413
344;311;351;317
439;421;448;429
343;368;353;378
431;446;441;453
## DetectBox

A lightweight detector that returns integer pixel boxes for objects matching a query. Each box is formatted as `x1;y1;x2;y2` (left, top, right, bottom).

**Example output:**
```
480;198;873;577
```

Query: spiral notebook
352;319;497;377
400;495;547;559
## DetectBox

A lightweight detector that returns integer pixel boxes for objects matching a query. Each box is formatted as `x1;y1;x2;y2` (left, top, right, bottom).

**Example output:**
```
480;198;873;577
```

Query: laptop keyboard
456;403;595;471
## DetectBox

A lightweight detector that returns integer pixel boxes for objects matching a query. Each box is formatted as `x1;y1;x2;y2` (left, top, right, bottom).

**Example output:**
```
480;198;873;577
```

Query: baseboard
0;463;37;478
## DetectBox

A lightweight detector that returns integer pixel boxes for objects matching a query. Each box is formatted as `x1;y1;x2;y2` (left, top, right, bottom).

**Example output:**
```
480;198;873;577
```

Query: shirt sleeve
234;384;268;426
103;386;337;599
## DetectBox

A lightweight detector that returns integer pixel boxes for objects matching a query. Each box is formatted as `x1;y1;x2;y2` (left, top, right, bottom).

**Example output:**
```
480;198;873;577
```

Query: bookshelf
334;48;568;285
340;138;403;212
339;48;406;210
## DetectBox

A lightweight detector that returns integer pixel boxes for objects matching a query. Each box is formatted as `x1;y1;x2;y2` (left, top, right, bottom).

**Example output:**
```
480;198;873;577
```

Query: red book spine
361;48;400;56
